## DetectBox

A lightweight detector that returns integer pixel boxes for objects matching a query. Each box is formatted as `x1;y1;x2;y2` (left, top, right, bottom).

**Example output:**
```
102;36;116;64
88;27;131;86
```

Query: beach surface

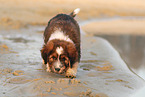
0;0;145;97
0;27;144;97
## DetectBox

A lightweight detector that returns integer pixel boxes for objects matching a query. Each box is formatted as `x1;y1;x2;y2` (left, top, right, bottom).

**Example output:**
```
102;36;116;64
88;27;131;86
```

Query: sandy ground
0;27;144;97
1;0;145;30
81;18;145;35
1;0;145;97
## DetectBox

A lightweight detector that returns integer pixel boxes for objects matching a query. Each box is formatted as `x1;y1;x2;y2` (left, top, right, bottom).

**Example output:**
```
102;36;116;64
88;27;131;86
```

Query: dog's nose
55;68;60;71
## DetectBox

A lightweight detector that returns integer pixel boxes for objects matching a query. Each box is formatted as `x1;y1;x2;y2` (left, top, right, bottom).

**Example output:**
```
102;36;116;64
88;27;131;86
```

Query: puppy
41;8;81;78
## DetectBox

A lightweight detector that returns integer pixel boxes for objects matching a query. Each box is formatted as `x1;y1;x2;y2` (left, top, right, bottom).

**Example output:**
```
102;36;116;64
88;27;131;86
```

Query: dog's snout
55;68;60;71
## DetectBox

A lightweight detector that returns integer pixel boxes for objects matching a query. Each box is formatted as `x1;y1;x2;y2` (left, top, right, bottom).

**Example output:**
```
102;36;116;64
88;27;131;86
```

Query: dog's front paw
46;68;51;72
65;68;76;78
46;63;51;72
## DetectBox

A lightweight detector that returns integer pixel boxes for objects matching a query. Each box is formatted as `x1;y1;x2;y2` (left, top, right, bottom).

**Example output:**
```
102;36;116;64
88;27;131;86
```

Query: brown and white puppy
41;8;81;78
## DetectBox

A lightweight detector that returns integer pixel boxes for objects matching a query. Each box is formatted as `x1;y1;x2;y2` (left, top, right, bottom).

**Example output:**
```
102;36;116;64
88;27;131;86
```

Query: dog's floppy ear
41;41;54;64
67;44;78;67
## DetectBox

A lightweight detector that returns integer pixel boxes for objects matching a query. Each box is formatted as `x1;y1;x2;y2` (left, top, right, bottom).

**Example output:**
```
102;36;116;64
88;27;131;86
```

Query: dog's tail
70;8;80;17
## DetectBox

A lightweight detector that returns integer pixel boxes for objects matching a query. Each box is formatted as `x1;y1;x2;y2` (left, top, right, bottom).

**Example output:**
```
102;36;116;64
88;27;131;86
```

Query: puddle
79;16;145;26
97;35;145;78
80;64;96;71
8;76;31;84
7;37;35;43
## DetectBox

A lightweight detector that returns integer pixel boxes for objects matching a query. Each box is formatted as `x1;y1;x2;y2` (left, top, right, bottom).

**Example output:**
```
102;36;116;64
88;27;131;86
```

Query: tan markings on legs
42;59;45;65
46;63;51;72
65;62;78;78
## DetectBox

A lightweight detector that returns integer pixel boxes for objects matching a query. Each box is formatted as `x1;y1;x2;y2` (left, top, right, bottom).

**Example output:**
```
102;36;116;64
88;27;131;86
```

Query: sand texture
0;27;144;97
1;0;145;29
0;0;145;96
82;18;145;35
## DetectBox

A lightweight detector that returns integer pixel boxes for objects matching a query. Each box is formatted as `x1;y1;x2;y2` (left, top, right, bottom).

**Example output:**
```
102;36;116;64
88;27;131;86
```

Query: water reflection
96;35;145;73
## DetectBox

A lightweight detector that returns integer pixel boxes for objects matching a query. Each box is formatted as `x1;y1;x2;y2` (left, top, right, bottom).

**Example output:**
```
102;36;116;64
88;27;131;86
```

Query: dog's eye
52;56;57;60
60;57;66;61
49;56;56;61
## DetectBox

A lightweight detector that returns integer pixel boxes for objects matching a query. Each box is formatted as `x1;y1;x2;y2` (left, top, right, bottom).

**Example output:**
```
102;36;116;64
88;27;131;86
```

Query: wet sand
81;17;145;80
0;26;144;97
1;0;145;30
0;0;145;96
81;17;145;35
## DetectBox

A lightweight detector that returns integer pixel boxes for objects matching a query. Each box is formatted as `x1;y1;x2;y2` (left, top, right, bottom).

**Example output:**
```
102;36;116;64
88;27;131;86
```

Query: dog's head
41;40;78;74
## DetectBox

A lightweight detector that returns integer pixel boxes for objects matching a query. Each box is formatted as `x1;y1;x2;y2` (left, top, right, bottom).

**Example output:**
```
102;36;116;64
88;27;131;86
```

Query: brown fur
43;14;81;60
40;12;80;78
41;39;78;68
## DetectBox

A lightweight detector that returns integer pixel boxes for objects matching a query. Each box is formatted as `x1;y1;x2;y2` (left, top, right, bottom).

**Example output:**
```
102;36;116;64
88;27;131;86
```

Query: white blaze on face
54;46;63;68
56;46;63;55
55;59;61;68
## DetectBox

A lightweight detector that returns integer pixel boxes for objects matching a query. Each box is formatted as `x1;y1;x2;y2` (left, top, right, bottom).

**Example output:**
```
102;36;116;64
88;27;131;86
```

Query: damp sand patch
7;37;35;43
96;65;114;71
80;64;96;71
27;78;99;97
0;44;9;54
8;76;31;84
12;70;24;76
0;44;18;54
0;68;13;75
80;88;108;97
80;60;113;71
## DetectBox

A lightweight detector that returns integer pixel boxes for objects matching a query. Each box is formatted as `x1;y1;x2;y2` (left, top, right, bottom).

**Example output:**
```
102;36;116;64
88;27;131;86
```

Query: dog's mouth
49;58;69;74
51;65;66;74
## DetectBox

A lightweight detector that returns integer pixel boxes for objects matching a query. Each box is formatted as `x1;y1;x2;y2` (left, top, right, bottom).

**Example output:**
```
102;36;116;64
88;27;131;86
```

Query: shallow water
97;35;145;79
80;16;145;80
79;16;145;26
